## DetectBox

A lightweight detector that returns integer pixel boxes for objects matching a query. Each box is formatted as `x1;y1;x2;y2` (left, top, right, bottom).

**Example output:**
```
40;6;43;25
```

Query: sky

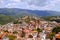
0;0;60;11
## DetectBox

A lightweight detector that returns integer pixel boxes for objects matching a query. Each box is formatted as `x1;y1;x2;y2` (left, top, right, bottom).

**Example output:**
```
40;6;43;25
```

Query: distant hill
0;8;60;17
0;8;60;25
0;14;14;25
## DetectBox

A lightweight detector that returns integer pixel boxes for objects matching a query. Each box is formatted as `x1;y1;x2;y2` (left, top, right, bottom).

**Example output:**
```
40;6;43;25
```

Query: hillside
0;8;60;17
0;8;60;25
0;14;14;25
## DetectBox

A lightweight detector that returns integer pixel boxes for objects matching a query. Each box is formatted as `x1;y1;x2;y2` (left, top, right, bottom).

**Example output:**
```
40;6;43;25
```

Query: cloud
0;0;60;11
22;0;50;6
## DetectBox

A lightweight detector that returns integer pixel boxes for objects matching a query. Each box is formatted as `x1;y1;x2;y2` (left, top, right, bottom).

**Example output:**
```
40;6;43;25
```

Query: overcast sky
0;0;60;11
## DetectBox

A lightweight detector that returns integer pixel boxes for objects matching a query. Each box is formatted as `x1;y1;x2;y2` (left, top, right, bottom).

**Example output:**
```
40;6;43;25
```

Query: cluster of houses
0;16;60;40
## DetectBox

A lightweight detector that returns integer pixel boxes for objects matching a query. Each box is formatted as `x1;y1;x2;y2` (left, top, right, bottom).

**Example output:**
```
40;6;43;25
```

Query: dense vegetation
47;26;60;40
37;28;42;33
0;13;59;25
0;14;14;25
41;16;57;21
48;33;55;40
8;35;16;40
52;26;60;34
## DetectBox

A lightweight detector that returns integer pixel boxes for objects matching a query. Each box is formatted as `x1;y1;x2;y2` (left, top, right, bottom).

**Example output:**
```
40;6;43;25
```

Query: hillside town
0;16;60;40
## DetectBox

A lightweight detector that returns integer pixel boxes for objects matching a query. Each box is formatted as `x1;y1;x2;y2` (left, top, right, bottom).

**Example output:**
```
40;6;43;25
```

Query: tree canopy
0;14;14;25
52;27;60;34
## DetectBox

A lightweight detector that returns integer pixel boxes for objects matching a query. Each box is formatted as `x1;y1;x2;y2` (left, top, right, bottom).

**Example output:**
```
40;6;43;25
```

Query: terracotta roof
55;34;60;39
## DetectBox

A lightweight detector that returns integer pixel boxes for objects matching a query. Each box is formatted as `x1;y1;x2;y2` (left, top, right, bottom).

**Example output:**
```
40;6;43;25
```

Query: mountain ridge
0;8;60;17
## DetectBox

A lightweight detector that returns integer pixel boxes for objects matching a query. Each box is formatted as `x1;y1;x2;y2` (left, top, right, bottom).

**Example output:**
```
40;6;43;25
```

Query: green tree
13;19;22;24
37;28;42;33
13;19;18;24
25;17;30;23
3;30;9;33
0;14;14;25
48;33;55;40
13;31;18;34
52;27;60;34
8;35;16;40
